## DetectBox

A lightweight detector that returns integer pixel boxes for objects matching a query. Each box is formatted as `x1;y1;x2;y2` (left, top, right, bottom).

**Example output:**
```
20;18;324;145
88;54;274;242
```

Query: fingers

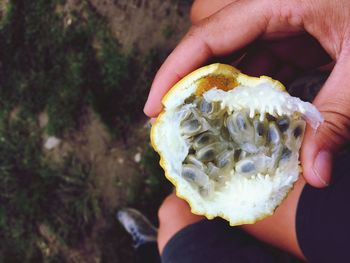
190;0;235;23
144;0;272;117
301;51;350;187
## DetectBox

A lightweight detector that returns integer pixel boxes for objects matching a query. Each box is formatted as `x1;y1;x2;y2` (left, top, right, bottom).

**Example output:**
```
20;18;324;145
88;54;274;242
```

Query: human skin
158;179;306;259
148;0;350;260
145;0;350;188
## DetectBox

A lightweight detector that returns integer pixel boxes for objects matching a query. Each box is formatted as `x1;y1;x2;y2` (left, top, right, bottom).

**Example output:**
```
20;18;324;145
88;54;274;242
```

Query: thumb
301;53;350;187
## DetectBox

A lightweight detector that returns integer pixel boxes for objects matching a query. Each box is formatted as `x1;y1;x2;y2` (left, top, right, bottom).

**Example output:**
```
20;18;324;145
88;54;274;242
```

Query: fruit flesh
179;95;306;199
151;64;323;225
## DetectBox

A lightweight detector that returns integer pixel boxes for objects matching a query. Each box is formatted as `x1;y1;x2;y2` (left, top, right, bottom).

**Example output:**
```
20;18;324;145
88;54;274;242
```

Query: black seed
267;126;277;143
293;126;303;138
182;169;195;181
241;162;255;173
199;186;209;197
217;152;231;168
200;100;212;113
277;117;289;132
236;113;247;130
183;119;200;132
200;149;215;162
196;134;210;145
227;117;239;139
189;119;199;128
281;147;292;160
217;159;228;168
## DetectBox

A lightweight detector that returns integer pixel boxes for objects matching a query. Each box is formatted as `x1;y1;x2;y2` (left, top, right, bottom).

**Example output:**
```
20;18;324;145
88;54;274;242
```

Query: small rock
134;152;142;163
39;112;49;128
118;158;124;164
66;17;72;26
44;136;61;150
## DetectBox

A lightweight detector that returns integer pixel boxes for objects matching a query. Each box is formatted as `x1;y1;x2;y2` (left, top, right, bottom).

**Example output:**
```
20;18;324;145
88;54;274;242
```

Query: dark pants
139;151;350;263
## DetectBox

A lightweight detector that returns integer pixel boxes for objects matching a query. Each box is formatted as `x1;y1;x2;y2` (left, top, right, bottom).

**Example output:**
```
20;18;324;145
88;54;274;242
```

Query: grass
0;0;170;261
0;116;100;262
162;24;175;39
0;0;162;139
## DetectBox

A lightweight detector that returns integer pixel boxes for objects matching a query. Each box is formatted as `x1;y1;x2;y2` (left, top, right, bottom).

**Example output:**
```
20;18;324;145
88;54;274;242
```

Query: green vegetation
0;0;167;262
0;0;161;138
0;117;100;262
162;24;175;39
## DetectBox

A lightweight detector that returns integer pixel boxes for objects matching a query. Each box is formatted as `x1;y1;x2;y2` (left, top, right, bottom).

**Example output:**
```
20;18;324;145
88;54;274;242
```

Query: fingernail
313;150;332;186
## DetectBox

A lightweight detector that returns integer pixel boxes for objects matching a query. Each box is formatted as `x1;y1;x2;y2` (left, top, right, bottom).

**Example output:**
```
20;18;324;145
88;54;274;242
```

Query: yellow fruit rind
161;64;286;108
151;63;290;226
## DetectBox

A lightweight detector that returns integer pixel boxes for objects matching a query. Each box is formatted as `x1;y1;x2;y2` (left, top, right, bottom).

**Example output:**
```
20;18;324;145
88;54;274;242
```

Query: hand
144;0;350;188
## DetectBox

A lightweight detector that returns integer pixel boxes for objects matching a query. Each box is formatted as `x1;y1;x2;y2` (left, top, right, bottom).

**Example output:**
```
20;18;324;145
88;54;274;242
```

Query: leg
240;177;306;259
157;178;306;259
158;195;287;263
157;193;205;253
158;150;350;262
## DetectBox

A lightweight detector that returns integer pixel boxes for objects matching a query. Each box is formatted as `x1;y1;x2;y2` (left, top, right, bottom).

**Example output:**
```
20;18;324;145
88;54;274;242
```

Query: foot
117;208;158;248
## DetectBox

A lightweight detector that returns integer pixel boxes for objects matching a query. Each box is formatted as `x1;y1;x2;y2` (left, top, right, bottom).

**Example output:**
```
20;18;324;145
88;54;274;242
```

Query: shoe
117;208;158;248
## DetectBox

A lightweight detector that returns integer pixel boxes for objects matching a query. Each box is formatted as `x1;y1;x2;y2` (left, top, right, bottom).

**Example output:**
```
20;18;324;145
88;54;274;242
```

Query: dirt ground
83;0;191;216
41;1;192;262
90;0;191;52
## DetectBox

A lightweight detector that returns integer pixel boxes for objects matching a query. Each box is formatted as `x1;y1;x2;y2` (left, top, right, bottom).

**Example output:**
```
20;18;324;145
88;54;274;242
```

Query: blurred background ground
0;0;191;262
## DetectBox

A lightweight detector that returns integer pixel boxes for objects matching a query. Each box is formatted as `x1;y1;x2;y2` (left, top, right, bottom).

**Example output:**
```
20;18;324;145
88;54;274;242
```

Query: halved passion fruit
151;64;323;226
